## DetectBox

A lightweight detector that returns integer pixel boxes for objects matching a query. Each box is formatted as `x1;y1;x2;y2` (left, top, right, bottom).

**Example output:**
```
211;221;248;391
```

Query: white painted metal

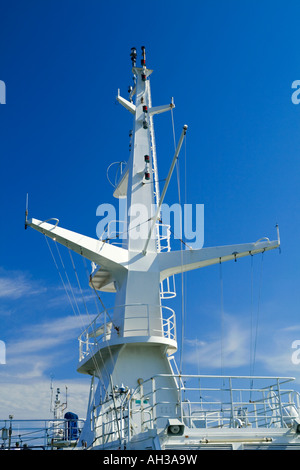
147;83;176;299
25;48;300;451
158;238;279;281
143;125;188;255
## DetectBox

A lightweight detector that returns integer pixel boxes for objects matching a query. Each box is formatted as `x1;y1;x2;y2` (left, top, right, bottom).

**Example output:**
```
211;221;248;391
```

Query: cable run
171;107;186;374
67;249;118;386
61;246;109;388
80;257;121;389
44;236;78;318
249;253;254;401
44;236;110;393
89;276;120;335
251;251;265;377
219;259;225;379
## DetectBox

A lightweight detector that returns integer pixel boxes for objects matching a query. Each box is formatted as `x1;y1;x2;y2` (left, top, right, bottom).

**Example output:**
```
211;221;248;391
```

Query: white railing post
127;396;131;441
229;377;234;427
178;374;183;422
79;338;82;361
173;312;176;341
277;378;285;428
152;377;156;426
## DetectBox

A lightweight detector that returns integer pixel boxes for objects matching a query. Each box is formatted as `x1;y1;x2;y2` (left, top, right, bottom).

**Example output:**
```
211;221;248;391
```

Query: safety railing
78;304;176;362
0;418;85;450
99;219;126;246
142;374;300;430
156;222;176;299
90;374;300;448
97;218;176;299
98;220;172;249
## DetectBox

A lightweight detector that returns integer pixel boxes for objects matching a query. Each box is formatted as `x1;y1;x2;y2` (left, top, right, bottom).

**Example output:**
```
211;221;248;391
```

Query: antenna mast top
130;46;147;68
141;46;146;66
130;47;137;67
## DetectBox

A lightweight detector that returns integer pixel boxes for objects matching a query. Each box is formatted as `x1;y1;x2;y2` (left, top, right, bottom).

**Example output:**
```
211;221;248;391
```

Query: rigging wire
249;251;264;401
45;235;106;386
251;251;265;377
250;254;254;378
67;248;120;390
55;242;83;318
53;241;112;387
219;259;225;380
81;257;101;316
44;236;109;394
44;236;78;318
60;245;109;388
68;248;92;319
180;134;188;374
80;257;120;383
100;216;152;243
170;105;177;151
171;107;186;374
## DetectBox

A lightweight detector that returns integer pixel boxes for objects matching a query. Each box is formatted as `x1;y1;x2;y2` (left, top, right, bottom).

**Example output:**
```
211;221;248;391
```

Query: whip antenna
25;193;29;229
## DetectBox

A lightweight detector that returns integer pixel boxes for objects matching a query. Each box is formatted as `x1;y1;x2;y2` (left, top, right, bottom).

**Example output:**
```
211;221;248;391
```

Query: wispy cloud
254;323;300;377
0;267;46;300
0;264;100;321
1;313;93;381
0;265;101;388
183;313;249;371
183;312;300;383
0;312;92;419
46;284;99;312
0;378;90;419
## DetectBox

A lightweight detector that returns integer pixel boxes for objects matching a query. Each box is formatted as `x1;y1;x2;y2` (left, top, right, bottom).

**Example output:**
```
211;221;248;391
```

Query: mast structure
26;47;281;449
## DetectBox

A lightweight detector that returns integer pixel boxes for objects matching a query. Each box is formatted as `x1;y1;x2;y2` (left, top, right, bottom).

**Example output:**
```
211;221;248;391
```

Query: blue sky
1;0;300;419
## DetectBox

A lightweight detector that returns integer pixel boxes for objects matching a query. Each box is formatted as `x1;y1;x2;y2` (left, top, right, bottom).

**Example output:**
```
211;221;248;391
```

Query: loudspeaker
166;419;185;436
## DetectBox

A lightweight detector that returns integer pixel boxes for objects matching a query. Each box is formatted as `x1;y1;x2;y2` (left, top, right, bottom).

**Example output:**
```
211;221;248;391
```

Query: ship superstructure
22;47;300;450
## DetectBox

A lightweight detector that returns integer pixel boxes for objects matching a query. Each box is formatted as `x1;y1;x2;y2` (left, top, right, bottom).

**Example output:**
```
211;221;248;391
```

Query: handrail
78;303;176;361
90;373;300;447
38;218;60;230
255;237;270;244
0;418;85;450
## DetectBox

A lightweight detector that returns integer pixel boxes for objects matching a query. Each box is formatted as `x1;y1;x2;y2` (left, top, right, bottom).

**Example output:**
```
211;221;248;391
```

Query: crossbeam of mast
158;238;280;281
26;218;128;273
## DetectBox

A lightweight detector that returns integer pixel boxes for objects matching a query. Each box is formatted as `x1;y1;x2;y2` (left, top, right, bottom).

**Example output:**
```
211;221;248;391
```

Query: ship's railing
97;219;176;299
155;222;171;252
78;304;176;362
141;374;300;431
0;418;85;450
90;374;300;448
156;222;176;299
99;220;125;246
99;219;172;249
98;220;172;247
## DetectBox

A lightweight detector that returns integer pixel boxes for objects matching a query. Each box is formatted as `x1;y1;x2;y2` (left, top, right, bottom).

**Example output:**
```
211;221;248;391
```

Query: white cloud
0;314;92;420
183;312;300;390
0;264;99;421
253;324;300;379
0;378;90;420
184;313;250;371
0;268;46;300
46;284;99;314
0;314;93;382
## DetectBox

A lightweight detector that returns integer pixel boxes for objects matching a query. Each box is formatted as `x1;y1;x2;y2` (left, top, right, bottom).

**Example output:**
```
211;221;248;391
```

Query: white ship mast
25;48;299;451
